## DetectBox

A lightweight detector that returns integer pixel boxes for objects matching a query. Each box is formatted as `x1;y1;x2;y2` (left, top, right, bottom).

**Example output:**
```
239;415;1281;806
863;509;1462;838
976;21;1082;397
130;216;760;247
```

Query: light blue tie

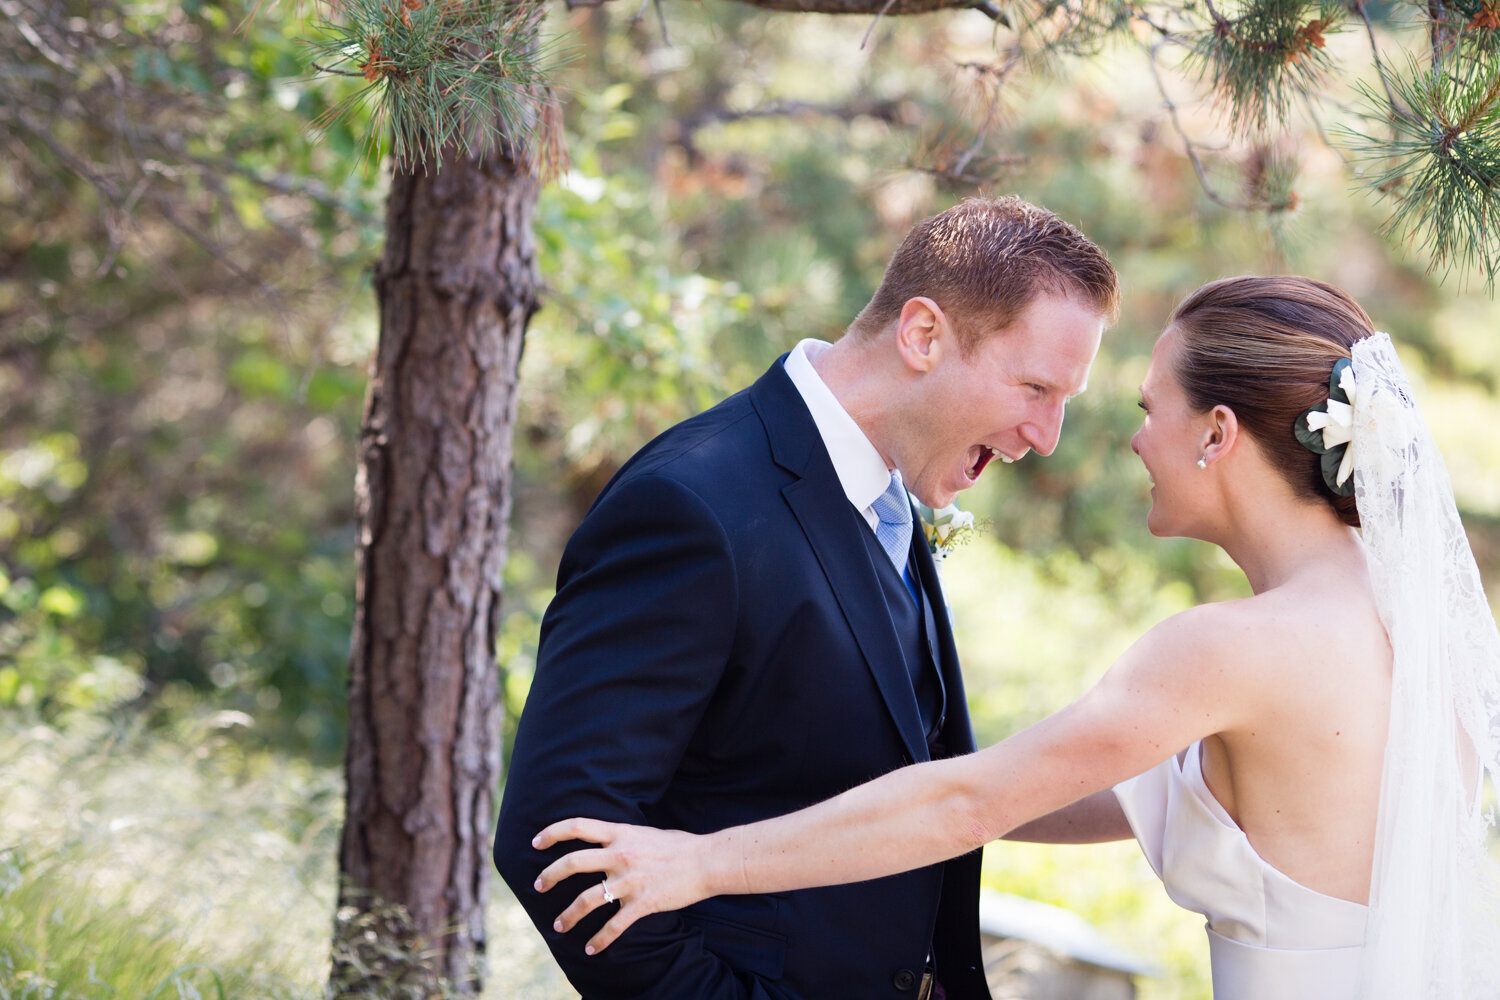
871;471;915;583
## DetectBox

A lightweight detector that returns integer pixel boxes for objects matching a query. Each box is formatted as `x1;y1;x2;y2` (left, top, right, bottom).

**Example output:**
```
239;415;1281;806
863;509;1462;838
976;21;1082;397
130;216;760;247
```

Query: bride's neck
1217;495;1359;595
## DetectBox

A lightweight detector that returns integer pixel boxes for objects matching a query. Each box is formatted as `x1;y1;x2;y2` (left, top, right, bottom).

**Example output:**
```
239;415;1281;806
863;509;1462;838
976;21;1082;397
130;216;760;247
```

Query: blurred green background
4;1;1499;997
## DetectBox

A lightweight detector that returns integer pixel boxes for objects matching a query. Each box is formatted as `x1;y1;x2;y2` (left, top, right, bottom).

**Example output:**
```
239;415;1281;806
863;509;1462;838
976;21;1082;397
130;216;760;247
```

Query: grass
0;714;334;999
1;847;249;1000
0;714;570;1000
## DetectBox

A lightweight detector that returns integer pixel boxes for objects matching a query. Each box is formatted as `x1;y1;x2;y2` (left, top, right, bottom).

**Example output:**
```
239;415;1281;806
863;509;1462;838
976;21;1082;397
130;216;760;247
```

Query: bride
531;276;1500;999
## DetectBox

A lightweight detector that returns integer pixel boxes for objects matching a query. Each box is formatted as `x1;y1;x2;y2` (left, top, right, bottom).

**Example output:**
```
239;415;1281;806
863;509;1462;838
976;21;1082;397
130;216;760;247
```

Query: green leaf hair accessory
1294;357;1358;497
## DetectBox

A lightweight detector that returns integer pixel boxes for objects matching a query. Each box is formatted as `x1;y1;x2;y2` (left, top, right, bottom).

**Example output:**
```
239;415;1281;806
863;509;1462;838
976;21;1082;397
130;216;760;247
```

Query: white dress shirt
783;339;901;532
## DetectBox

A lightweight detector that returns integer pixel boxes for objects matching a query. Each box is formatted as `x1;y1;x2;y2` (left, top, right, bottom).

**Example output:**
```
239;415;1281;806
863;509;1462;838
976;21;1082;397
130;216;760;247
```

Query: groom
495;196;1117;1000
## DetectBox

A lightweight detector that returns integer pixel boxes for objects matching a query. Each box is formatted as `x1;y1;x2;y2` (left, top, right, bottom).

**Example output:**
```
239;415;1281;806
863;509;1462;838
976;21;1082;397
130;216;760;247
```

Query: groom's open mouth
966;445;998;482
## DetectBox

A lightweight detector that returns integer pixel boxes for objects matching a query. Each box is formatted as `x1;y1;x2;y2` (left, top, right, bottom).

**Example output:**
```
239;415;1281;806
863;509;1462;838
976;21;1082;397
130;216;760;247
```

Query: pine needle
1342;50;1500;284
303;0;567;176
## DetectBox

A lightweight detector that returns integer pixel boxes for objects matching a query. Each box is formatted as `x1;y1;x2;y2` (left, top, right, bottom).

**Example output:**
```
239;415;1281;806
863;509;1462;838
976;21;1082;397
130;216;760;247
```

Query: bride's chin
1146;513;1189;540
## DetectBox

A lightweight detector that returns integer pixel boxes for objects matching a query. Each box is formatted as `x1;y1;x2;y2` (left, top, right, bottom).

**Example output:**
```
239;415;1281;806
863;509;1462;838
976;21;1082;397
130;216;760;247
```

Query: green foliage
1189;0;1500;281
0;435;140;716
964;0;1500;281
305;0;563;172
1349;52;1500;282
1;0;381;756
1190;0;1343;133
0;332;364;753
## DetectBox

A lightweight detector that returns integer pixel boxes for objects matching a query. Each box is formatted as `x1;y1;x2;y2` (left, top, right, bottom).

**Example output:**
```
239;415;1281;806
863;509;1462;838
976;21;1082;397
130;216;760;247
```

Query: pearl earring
1196;457;1207;469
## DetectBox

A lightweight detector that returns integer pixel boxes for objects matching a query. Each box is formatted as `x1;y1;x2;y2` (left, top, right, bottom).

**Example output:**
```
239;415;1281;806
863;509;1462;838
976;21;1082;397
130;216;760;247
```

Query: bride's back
1200;556;1392;905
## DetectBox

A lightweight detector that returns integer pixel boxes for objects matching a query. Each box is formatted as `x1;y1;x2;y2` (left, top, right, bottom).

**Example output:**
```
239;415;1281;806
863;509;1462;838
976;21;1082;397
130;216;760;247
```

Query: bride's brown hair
1169;276;1376;528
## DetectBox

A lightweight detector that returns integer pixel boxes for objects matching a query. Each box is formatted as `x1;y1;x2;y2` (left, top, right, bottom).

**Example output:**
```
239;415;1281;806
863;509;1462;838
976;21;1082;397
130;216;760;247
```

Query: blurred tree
0;0;378;744
537;0;1500;281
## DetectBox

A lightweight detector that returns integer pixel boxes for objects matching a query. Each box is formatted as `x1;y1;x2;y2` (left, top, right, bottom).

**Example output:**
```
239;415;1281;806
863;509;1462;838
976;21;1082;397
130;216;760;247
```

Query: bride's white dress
1113;740;1368;1000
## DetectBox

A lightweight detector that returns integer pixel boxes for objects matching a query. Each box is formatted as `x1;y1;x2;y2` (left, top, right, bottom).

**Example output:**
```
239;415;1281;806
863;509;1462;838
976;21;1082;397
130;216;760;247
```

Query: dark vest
855;514;947;756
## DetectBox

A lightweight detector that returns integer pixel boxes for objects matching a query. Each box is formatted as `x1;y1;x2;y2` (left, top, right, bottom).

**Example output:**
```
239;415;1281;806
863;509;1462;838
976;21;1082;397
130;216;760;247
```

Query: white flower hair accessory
1294;357;1357;497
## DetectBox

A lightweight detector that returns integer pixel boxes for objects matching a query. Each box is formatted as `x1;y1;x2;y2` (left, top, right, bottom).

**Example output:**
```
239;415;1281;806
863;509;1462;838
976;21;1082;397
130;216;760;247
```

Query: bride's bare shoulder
1144;573;1386;688
1106;601;1275;699
1137;598;1273;659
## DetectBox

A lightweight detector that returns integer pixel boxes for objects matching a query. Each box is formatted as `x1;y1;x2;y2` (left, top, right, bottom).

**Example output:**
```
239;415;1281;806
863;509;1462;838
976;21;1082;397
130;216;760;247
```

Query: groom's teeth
986;445;1015;465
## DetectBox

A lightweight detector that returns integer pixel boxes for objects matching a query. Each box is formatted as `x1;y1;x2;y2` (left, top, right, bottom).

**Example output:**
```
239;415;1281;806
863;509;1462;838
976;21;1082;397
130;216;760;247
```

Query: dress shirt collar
783;339;895;519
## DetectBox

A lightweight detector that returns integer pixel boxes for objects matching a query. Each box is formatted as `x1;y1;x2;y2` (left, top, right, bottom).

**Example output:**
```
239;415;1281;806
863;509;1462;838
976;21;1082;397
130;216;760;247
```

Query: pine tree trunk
330;143;538;999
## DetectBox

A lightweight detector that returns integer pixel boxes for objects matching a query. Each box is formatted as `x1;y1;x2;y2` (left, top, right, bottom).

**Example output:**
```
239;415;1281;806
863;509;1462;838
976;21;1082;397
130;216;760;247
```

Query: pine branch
1343;51;1500;283
1349;0;1408;120
995;0;1133;62
304;0;566;176
861;0;902;48
1190;0;1342;133
1146;38;1297;211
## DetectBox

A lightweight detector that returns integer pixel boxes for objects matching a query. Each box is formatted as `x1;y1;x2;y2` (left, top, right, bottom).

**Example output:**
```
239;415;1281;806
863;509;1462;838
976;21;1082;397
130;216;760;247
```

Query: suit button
892;969;917;991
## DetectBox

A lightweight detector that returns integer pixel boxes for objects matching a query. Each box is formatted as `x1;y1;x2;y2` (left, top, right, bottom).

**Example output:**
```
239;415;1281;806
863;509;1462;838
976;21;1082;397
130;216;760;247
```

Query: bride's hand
533;818;721;954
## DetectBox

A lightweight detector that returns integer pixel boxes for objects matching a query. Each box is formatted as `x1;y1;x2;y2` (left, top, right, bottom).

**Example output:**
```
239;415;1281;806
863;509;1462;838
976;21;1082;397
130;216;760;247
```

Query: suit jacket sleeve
494;473;773;1000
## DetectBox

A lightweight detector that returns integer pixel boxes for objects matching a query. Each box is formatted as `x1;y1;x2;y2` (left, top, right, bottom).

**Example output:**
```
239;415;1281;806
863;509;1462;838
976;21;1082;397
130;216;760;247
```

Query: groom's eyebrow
1050;377;1087;399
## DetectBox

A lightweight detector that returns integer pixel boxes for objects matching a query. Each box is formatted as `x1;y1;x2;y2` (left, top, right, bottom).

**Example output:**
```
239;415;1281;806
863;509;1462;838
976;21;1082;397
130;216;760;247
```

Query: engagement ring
601;880;616;905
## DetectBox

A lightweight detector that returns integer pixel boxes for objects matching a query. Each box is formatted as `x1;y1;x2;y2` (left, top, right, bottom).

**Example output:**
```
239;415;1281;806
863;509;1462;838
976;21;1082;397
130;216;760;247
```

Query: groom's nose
1022;401;1066;457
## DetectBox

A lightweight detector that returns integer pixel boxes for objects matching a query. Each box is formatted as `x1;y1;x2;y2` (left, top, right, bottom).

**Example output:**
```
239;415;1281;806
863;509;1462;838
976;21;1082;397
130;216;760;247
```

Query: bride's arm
535;604;1253;953
1001;789;1131;844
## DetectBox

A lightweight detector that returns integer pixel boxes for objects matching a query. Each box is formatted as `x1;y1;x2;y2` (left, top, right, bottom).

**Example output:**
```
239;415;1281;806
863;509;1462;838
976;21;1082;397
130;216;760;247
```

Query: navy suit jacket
495;359;991;1000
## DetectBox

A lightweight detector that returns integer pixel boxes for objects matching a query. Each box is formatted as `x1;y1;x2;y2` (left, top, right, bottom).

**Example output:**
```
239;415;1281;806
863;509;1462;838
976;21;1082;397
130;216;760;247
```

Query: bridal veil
1350;332;1500;998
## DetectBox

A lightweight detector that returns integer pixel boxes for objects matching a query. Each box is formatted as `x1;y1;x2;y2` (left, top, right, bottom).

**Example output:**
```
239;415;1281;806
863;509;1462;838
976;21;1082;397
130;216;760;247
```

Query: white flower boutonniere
914;501;979;562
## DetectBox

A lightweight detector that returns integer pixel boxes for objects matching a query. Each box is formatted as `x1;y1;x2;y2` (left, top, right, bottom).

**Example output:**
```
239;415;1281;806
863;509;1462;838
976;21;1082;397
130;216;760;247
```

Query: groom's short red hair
851;196;1119;355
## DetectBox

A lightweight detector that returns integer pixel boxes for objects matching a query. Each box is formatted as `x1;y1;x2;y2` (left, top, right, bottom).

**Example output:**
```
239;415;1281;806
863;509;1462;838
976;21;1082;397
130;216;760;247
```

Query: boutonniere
913;501;981;561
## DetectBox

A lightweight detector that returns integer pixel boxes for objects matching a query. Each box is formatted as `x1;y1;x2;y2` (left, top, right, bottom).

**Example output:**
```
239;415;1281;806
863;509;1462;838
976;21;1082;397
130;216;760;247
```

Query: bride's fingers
552;879;612;934
533;817;618;852
585;906;643;955
535;847;612;893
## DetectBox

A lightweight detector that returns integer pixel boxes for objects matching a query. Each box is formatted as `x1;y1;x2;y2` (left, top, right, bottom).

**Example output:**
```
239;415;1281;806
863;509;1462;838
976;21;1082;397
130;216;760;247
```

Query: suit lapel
750;361;930;764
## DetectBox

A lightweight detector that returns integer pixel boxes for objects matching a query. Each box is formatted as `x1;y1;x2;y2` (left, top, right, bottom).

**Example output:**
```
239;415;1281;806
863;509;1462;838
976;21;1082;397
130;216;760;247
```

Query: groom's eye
1137;399;1148;412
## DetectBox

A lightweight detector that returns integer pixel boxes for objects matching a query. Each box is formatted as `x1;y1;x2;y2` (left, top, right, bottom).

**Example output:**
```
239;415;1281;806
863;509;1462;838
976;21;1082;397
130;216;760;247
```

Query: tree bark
330;143;538;999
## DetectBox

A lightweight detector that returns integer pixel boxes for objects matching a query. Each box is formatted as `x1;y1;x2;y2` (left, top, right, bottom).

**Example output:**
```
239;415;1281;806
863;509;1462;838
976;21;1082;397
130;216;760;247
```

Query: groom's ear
895;297;947;373
1199;404;1239;466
